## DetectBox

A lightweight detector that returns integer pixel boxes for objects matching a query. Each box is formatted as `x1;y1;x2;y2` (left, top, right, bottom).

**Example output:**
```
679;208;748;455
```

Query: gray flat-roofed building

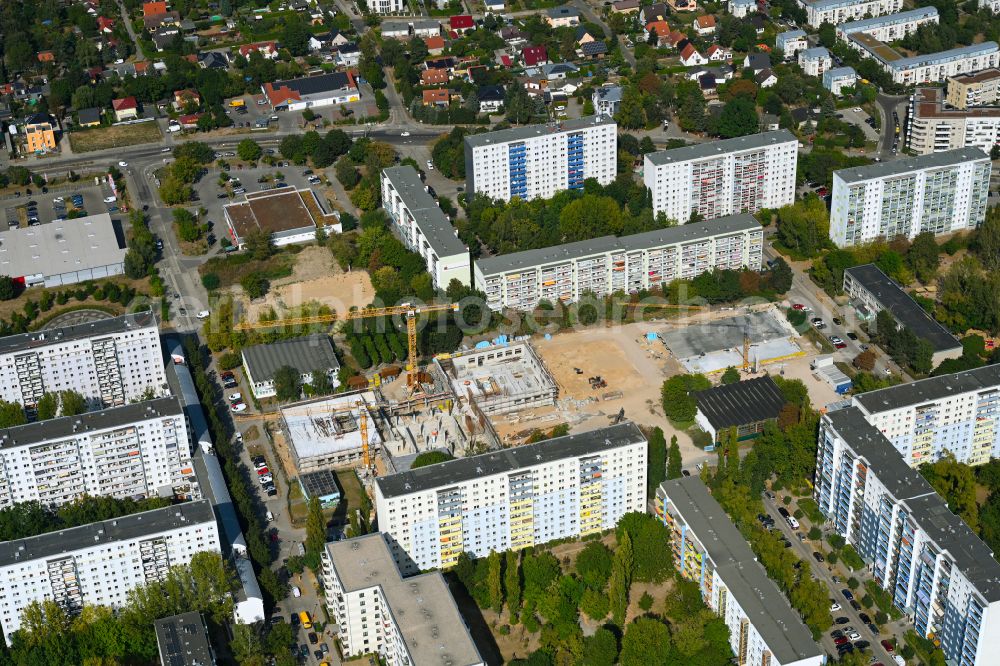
693;375;787;442
299;469;342;507
656;477;825;666
323;533;484;666
474;214;762;310
155;611;216;666
381;166;470;288
0;213;126;287
843;264;962;367
241;334;340;400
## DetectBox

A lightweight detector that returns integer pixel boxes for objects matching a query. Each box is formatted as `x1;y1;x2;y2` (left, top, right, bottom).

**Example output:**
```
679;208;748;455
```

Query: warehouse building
464;116;617;202
843;264;963;368
644;131;798;223
693;375;787;442
323;534;484;666
263;72;360;110
0;311;166;411
906;87;1000;155
656;478;825;666
375;422;647;572
224;187;340;249
381;166;471;289
241;334;340;400
474;214;763;311
0;500;220;644
814;408;1000;666
0;213;126;287
0;397;197;509
830;148;991;247
155;612;216;666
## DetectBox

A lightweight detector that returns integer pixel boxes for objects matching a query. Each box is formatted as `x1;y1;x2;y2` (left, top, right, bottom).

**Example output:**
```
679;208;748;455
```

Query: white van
787;516;800;530
291;585;301;598
266;510;274;522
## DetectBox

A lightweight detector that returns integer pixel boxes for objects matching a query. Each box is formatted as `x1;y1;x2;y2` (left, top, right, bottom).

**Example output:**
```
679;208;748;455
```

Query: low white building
592;85;623;116
0;500;221;644
729;0;756;18
368;0;404;14
823;66;858;95
262;72;360;111
798;46;832;76
381;166;471;289
241;335;340;400
224;186;340;249
323;534;484;666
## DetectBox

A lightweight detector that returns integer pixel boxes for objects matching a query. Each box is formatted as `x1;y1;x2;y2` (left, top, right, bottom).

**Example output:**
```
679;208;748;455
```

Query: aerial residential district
4;0;1000;665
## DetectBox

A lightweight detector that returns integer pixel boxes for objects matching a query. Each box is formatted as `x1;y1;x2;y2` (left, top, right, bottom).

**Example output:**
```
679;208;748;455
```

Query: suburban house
173;89;200;111
755;68;778;87
425;35;446;55
77;107;102;127
612;0;641;13
706;44;732;61
112;96;139;121
646;20;671;46
422;89;451;106
238;41;279;60
695;15;716;35
593;85;623;116
24;113;57;153
421;68;449;85
522;45;549;66
450;15;475;33
477;85;506;112
640;3;668;23
680;43;707;66
545;6;580;27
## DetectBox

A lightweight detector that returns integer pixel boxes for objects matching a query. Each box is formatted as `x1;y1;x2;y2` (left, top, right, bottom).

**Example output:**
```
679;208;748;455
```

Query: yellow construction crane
233;302;460;388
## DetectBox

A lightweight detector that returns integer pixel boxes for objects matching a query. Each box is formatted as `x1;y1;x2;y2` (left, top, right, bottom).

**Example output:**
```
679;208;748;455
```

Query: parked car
881;640;895;652
842;589;854;601
847;631;861;641
835;616;849;625
259;474;273;484
228;392;242;403
230;402;247;413
830;602;841;612
197;310;211;319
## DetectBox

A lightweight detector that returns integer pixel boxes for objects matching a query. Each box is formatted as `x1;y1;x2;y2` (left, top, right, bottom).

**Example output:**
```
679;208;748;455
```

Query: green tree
575;541;613;589
273;365;302;402
240;272;269;299
721;367;741;385
647;426;667;495
608;530;633;626
620;617;673;665
667;435;683;480
661;374;711;424
976;208;1000;271
305;496;326;559
907;231;940;283
581;587;610;620
504;550;521;615
486;550;503;612
616;512;672;582
243;229;274;261
920;453;979;530
59;390;87;416
237;139;262;163
411;451;454;468
35;393;59;421
717;96;759;138
581;627;619;666
0;275;18;300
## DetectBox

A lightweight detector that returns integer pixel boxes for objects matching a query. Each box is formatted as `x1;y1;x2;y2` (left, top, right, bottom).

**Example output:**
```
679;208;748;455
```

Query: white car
847;632;861;641
401;131;411;137
291;585;301;597
853;107;863;113
228;392;242;403
266;510;274;522
103;196;117;203
118;161;128;167
258;474;273;484
230;402;247;413
196;310;211;319
830;602;841;612
892;656;905;666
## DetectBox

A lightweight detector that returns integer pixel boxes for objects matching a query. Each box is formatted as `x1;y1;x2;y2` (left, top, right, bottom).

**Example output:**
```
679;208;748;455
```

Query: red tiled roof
645;20;670;36
239;41;277;57
522;45;547;66
425;35;445;50
450;15;474;29
681;43;698;59
423;88;450;104
696;15;716;27
143;1;168;16
112;96;138;111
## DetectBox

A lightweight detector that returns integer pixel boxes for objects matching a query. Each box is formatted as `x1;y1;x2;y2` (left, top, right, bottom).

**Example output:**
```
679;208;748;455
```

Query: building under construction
436;342;558;415
281;391;384;473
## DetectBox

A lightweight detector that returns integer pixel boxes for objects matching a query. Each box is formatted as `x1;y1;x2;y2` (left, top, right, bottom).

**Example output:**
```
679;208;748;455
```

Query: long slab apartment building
0;311;166;411
797;0;903;27
815;407;1000;666
0;500;221;644
643;131;798;224
381;165;471;288
375;422;647;572
474;214;763;311
0;397;198;508
829;147;991;247
463;115;617;202
657;478;825;666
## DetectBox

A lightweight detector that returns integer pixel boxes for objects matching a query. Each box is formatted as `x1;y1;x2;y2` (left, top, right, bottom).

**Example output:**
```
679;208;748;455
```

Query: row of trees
0;279;140;339
0;494;170;543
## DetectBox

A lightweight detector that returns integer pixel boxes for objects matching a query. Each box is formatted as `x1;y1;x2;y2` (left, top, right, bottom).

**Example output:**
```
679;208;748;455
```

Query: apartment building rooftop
950;68;1000;84
804;0;882;10
644;129;796;166
242;334;339;383
0;397;182;450
827;408;1000;602
844;264;961;354
382;165;468;257
155;611;215;666
660;477;823;664
0;499;215;567
854;364;1000;414
326;534;483;666
377;421;645;497
836;7;938;34
475;214;760;275
464;115;616;149
834;147;988;184
889;42;999;70
912;86;1000;118
0;310;156;355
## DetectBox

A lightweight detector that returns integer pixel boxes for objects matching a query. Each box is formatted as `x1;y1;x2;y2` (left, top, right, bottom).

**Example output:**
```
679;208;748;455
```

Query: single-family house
640;3;668;23
706;44;731;61
425;35;446;55
485;0;505;11
755;68;778;88
612;0;641;13
680;43;707;66
646;20;671;46
477;85;506;113
450;15;475;33
422;89;451;106
381;20;411;39
575;26;597;45
77;107;102;127
173;89;200;111
545;6;580;28
729;0;755;17
97;16;115;33
668;0;696;10
178;112;203;129
411;19;442;38
522;45;548;66
698;72;718;96
239;41;279;60
578;41;608;59
151;25;180;51
37;51;55;64
695;15;716;35
112;96;139;121
421;68;449;85
199;51;229;69
743;52;770;73
541;62;579;79
501;26;527;45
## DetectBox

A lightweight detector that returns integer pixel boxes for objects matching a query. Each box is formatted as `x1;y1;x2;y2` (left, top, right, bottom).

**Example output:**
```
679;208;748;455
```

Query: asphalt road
875;93;909;157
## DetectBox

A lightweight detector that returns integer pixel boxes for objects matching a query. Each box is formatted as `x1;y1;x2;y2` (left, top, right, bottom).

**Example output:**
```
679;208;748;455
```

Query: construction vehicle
233;302;460;389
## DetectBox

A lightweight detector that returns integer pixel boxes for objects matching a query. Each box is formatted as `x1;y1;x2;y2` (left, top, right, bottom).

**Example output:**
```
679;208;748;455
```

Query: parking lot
3;182;116;229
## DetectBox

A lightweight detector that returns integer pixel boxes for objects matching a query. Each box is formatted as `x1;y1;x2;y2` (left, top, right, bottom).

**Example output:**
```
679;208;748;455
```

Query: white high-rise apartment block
0;397;197;509
798;0;902;28
906;87;1000;156
829;147;991;247
644;131;798;224
814;408;1000;666
323;534;484;666
0;500;220;644
0;311;165;411
463;116;617;202
474;215;763;311
848;364;1000;467
381;166;471;288
375;422;647;573
656;478;825;666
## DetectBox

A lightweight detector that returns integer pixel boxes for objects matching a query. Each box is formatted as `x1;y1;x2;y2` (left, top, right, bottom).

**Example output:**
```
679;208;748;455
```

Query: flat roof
890;42;999;70
300;469;342;499
693;375;786;431
848;32;901;62
326;534;483;666
282;391;383;460
836;7;938;34
0;310;156;356
805;0;880;10
0;500;215;567
0;213;126;279
475;214;760;276
911;86;1000;119
225;187;329;240
950;68;1000;84
826;408;1000;602
241;334;339;382
377;422;645;498
0;397;182;450
658;477;823;663
800;46;830;59
834;147;988;184
854;364;1000;414
645;130;796;166
155;612;214;666
844;264;960;353
464;115;615;150
382;166;468;258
